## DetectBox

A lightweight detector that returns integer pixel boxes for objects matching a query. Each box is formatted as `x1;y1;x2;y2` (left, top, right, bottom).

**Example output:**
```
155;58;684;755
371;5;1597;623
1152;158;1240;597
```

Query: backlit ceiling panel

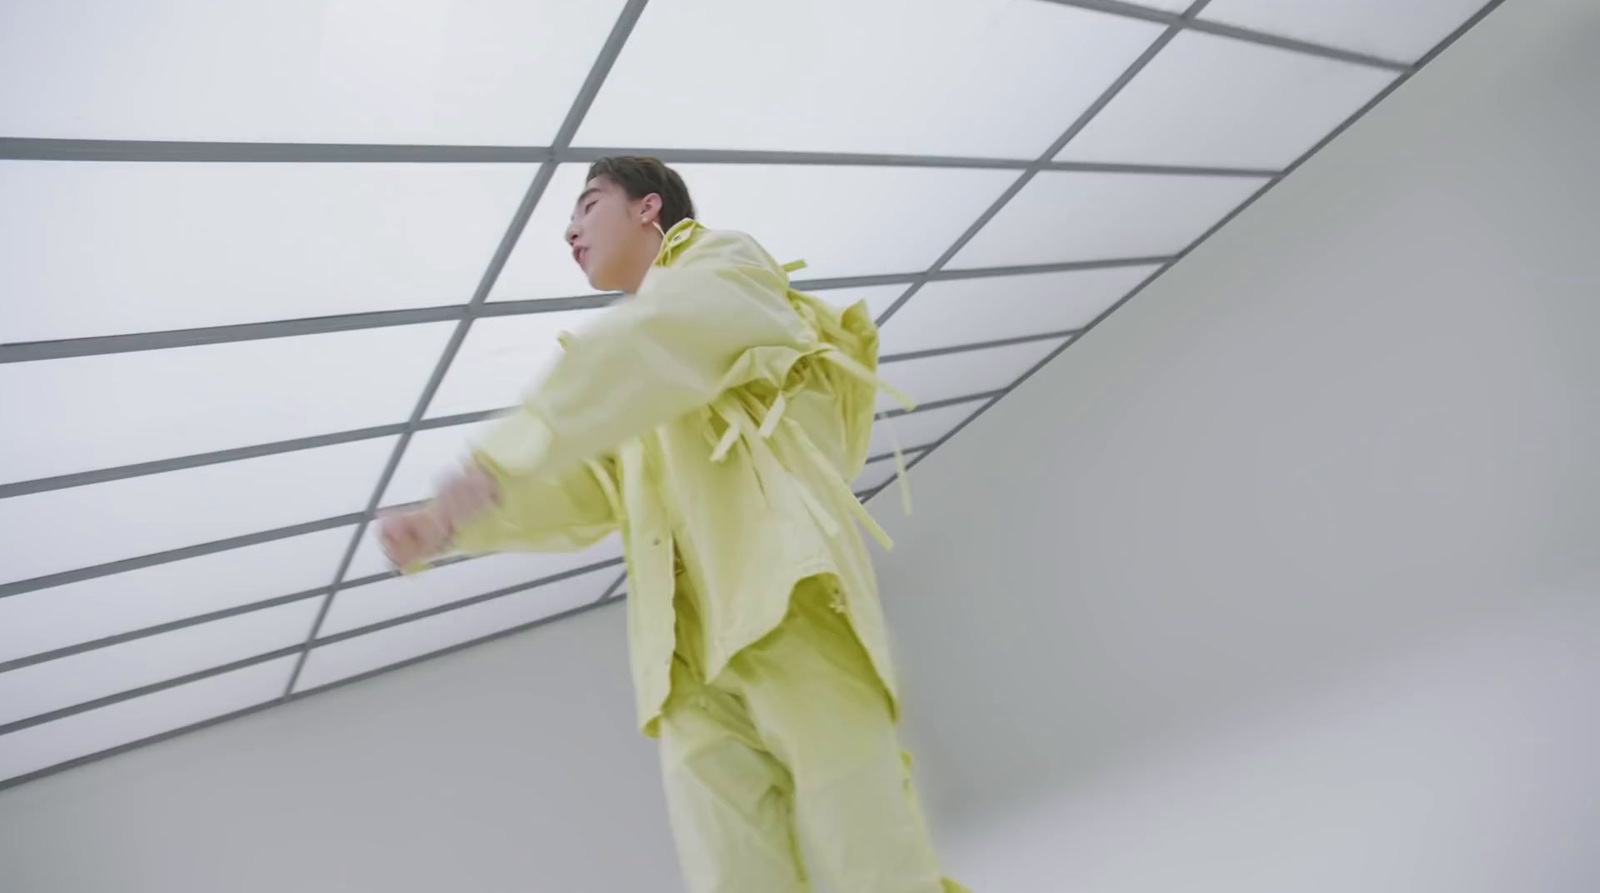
0;0;1500;788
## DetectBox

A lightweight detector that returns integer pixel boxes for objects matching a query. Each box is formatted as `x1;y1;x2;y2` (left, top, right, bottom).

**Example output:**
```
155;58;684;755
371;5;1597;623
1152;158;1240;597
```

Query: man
379;157;969;893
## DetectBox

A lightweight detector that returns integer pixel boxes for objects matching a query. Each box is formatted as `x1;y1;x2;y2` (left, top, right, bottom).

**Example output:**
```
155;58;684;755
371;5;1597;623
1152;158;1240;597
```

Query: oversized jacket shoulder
458;219;884;520
680;223;885;476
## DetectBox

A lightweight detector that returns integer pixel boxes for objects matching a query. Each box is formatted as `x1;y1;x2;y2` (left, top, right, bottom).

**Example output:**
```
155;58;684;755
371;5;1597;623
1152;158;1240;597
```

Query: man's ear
639;192;663;226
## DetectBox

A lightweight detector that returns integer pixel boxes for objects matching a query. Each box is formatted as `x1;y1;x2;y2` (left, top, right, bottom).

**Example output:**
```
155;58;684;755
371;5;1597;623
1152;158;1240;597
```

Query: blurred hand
436;462;500;530
376;463;500;570
377;508;451;569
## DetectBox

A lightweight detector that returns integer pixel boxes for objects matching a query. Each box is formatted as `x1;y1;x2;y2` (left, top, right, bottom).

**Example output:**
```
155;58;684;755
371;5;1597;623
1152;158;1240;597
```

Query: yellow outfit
450;219;967;892
665;571;967;893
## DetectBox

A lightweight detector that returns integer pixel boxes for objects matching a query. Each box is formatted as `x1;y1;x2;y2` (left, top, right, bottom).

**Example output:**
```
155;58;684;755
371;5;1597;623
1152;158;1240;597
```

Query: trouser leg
724;579;971;893
658;655;812;893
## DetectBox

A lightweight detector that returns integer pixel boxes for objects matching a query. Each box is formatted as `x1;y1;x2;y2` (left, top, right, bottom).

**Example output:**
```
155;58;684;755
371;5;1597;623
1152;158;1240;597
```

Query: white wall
2;1;1597;891
874;0;1600;889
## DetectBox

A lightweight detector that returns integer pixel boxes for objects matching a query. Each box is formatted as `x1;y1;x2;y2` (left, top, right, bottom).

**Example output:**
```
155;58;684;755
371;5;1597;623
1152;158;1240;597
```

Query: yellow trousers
659;575;970;893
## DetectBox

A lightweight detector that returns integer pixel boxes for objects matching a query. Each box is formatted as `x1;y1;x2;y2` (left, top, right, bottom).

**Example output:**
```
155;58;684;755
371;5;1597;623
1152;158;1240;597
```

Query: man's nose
565;222;580;245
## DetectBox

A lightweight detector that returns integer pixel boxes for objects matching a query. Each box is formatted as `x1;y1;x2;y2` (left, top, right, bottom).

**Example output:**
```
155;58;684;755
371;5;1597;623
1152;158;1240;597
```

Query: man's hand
377;507;451;569
377;462;501;569
436;461;500;531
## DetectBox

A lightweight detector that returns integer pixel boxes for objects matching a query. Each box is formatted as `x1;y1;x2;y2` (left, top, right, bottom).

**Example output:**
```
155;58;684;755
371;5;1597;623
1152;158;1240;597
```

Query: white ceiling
0;0;1498;789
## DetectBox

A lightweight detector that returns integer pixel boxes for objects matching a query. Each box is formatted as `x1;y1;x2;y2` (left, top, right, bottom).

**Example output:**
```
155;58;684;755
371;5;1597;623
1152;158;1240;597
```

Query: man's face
566;177;657;292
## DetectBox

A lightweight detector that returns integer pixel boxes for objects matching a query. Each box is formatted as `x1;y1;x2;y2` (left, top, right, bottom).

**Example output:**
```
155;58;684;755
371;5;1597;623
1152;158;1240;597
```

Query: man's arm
378;455;618;569
450;453;619;555
473;230;813;482
379;230;809;568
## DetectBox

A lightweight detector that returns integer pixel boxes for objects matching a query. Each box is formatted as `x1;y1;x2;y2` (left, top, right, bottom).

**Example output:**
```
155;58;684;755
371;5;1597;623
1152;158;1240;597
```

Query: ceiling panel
950;171;1269;270
868;400;988;460
877;338;1066;413
576;0;1161;158
2;325;451;486
0;437;395;588
0;0;1492;788
0;161;535;343
323;540;623;637
491;163;1018;300
1201;0;1486;63
880;266;1160;356
295;566;613;691
0;601;314;729
1056;31;1398;169
0;525;351;666
0;0;627;144
427;311;605;419
0;657;293;785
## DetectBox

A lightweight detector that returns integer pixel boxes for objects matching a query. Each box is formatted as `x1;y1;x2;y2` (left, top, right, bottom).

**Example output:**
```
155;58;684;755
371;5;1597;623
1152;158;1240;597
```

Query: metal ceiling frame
0;136;1281;177
0;0;1505;792
0;388;987;601
277;0;654;696
1036;0;1414;70
861;0;1509;502
0;333;1069;503
0;255;1165;365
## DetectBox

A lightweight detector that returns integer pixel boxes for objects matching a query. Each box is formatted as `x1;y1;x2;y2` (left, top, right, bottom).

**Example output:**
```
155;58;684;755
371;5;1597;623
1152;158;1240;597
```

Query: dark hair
586;157;696;230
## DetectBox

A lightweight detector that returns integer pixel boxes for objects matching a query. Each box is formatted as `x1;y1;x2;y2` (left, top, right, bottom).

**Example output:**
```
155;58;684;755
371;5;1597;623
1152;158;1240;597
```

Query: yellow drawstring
694;335;915;549
813;346;917;514
781;416;895;551
881;413;914;516
709;410;743;464
815;346;917;413
757;392;787;439
794;477;842;538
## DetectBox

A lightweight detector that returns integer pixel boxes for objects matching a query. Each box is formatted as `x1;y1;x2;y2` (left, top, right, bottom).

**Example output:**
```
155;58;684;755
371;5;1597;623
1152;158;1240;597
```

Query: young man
379;157;969;893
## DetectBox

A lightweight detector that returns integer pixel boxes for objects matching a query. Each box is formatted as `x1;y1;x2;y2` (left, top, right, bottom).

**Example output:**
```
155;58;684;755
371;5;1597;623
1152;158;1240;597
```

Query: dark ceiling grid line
310;557;626;649
0;389;990;679
0;135;1289;175
858;0;1506;505
1034;0;1412;70
0;645;304;738
0;0;1216;730
0;556;631;742
0;256;1170;364
0;582;624;794
871;0;1216;331
279;0;652;698
592;570;630;605
4;331;1084;502
0;385;985;602
0;0;1507;792
0;513;363;600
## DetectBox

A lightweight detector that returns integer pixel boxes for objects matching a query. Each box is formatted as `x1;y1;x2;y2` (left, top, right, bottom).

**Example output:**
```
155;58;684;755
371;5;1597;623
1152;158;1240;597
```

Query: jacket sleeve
468;230;814;482
448;230;813;554
449;454;620;555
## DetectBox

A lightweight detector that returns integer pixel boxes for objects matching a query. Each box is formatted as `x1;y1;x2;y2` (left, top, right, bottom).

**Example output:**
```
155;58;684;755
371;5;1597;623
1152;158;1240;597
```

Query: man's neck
620;231;665;294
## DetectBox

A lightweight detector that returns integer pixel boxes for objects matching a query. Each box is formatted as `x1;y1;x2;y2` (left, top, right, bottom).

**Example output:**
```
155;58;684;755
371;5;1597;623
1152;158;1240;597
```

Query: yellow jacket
450;219;908;735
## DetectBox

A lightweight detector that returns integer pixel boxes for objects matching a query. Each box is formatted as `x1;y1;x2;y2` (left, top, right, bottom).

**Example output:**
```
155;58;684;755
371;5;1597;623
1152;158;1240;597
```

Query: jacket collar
653;218;702;267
